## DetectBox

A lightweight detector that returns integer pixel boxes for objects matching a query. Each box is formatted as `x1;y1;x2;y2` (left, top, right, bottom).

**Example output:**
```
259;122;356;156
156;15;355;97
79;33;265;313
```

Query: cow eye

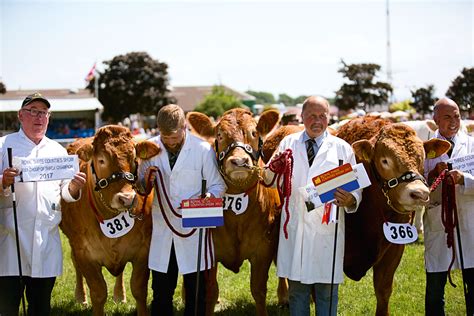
251;130;257;138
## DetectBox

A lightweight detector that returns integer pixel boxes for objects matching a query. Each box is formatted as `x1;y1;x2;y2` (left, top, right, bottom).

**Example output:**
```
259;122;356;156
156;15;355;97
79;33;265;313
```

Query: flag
85;63;96;82
181;197;224;228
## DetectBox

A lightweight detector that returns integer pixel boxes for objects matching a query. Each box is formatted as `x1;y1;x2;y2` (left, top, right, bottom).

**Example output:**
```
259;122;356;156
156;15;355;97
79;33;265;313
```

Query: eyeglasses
22;108;51;118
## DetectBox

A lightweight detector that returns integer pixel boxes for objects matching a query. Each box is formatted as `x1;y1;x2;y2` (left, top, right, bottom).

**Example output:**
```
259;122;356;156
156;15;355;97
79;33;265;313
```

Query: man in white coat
138;104;226;316
424;97;474;315
0;92;86;315
267;96;361;316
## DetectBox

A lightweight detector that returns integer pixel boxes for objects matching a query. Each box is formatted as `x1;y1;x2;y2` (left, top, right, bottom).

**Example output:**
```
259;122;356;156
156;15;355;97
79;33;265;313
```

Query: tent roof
0;98;103;112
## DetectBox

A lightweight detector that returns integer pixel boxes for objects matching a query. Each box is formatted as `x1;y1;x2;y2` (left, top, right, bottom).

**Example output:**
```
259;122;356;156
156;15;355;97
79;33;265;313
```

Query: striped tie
447;139;455;157
306;138;315;167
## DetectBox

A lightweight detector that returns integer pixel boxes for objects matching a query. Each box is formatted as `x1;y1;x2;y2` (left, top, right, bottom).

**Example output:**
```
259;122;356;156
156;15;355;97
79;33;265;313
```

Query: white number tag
383;222;418;244
223;193;249;215
99;212;135;238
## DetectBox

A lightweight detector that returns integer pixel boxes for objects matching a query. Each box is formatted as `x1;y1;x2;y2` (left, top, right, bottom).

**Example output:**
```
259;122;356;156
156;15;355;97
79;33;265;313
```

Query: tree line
1;52;472;121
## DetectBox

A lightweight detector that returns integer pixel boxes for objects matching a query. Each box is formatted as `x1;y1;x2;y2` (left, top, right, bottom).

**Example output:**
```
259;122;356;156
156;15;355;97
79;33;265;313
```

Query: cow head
72;125;160;214
187;108;279;192
352;123;449;214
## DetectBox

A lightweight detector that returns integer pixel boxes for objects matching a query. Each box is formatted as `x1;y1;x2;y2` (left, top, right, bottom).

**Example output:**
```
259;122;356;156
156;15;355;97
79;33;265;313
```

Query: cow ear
426;120;438;132
135;141;161;160
76;143;94;162
352;140;373;162
186;112;215;140
423;138;451;159
257;109;280;137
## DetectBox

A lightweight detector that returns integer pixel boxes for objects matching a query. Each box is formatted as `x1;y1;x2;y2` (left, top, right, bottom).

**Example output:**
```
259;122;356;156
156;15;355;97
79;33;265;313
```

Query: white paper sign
383;222;418;244
448;153;474;176
99;212;135;238
19;155;79;182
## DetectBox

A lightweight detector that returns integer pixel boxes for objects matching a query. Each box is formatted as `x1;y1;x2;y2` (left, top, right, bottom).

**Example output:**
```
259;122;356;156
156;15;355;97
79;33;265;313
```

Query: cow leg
71;252;88;305
113;273;126;303
250;257;272;316
130;262;150;316
205;265;219;316
80;263;108;316
372;245;405;316
277;277;289;307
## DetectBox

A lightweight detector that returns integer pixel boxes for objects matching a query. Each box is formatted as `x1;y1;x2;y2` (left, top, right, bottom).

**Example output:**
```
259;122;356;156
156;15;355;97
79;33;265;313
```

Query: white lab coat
0;130;77;277
139;132;226;274
276;131;362;284
424;130;474;272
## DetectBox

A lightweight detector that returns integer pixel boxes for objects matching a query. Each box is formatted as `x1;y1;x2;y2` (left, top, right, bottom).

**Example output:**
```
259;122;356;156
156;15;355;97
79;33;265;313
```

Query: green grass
46;234;466;315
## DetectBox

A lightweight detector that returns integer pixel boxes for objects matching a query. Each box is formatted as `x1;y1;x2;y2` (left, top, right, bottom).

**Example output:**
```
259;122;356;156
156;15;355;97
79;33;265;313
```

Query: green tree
0;81;6;94
446;67;474;116
246;90;275;105
334;60;393;111
277;93;295;106
410;85;436;119
194;85;244;118
389;99;415;113
87;51;174;123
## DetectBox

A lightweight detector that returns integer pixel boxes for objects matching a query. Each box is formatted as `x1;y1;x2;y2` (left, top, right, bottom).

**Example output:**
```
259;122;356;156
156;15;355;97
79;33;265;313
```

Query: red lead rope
430;169;458;287
262;149;294;239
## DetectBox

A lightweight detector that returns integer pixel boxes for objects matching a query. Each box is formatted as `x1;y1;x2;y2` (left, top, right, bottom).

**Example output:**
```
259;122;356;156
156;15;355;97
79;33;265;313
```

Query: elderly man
0;92;86;315
267;96;361;316
424;97;474;315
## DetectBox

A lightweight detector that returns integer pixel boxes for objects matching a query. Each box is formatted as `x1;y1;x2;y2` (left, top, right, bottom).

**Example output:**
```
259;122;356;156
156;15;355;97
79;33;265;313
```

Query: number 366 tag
383;222;418;244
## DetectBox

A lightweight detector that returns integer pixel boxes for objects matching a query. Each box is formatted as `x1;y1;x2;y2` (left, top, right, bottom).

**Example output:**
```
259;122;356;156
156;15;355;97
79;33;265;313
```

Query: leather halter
215;138;263;168
370;161;427;214
91;161;136;191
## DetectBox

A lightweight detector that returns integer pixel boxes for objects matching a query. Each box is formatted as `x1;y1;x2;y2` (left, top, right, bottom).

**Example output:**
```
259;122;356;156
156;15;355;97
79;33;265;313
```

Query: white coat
276;131;362;284
0;130;77;277
424;130;474;272
139;132;226;274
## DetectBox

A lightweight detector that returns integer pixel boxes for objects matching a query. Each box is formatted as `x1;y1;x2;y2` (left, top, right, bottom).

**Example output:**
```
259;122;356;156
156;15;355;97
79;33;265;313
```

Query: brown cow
187;108;286;315
60;125;160;316
336;117;450;315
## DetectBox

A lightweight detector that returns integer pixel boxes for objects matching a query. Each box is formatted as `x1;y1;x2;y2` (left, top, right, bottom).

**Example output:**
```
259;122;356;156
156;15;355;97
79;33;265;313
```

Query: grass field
46;233;466;315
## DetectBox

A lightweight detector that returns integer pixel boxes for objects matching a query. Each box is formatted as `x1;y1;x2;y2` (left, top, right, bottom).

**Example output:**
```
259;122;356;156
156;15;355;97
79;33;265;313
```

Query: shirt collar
303;130;328;148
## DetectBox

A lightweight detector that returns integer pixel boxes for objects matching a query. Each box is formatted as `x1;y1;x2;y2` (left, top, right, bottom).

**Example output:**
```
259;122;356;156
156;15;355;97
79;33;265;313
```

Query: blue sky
1;0;472;102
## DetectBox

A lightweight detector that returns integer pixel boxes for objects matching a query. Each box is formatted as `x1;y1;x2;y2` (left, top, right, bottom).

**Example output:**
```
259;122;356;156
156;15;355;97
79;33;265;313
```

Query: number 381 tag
100;212;135;238
383;222;418;244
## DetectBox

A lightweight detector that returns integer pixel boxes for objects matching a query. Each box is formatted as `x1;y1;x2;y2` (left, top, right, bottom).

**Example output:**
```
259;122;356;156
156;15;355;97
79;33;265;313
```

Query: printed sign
223;193;249;215
19;155;79;182
305;163;371;208
383;222;418;244
99;212;135;238
448;153;474;176
312;163;359;204
181;197;224;228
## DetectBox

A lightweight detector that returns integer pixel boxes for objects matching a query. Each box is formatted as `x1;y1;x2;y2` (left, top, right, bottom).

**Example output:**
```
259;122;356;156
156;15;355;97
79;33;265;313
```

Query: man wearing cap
0;92;86;315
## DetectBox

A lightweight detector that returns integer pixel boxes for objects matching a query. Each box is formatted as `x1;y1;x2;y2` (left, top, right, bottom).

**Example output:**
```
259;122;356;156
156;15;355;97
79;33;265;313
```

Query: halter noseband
215;138;263;167
91;162;136;191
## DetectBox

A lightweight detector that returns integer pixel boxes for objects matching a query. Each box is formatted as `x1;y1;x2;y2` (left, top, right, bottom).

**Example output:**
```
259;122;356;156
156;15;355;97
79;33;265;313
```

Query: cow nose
410;188;430;203
229;156;251;167
118;192;136;207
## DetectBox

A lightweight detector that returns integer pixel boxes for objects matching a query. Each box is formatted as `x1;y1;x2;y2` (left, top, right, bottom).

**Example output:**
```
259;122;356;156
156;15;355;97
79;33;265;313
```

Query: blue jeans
288;280;338;316
426;268;474;316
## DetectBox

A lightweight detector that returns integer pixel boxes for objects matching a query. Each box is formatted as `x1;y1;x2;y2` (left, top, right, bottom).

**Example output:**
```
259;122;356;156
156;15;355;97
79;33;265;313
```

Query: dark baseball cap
22;92;51;108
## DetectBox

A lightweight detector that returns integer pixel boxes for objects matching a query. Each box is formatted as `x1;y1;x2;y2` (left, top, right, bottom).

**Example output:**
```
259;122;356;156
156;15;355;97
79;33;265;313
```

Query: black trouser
0;276;56;316
151;244;207;316
425;268;474;316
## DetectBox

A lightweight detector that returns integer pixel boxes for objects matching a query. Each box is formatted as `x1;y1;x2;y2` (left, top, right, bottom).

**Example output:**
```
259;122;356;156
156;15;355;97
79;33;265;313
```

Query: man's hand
448;169;464;185
428;162;449;185
2;167;19;189
68;172;86;199
333;188;356;208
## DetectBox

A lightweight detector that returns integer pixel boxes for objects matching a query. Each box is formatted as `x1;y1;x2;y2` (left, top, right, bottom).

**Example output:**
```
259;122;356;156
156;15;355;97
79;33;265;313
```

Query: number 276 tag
383;222;418;244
